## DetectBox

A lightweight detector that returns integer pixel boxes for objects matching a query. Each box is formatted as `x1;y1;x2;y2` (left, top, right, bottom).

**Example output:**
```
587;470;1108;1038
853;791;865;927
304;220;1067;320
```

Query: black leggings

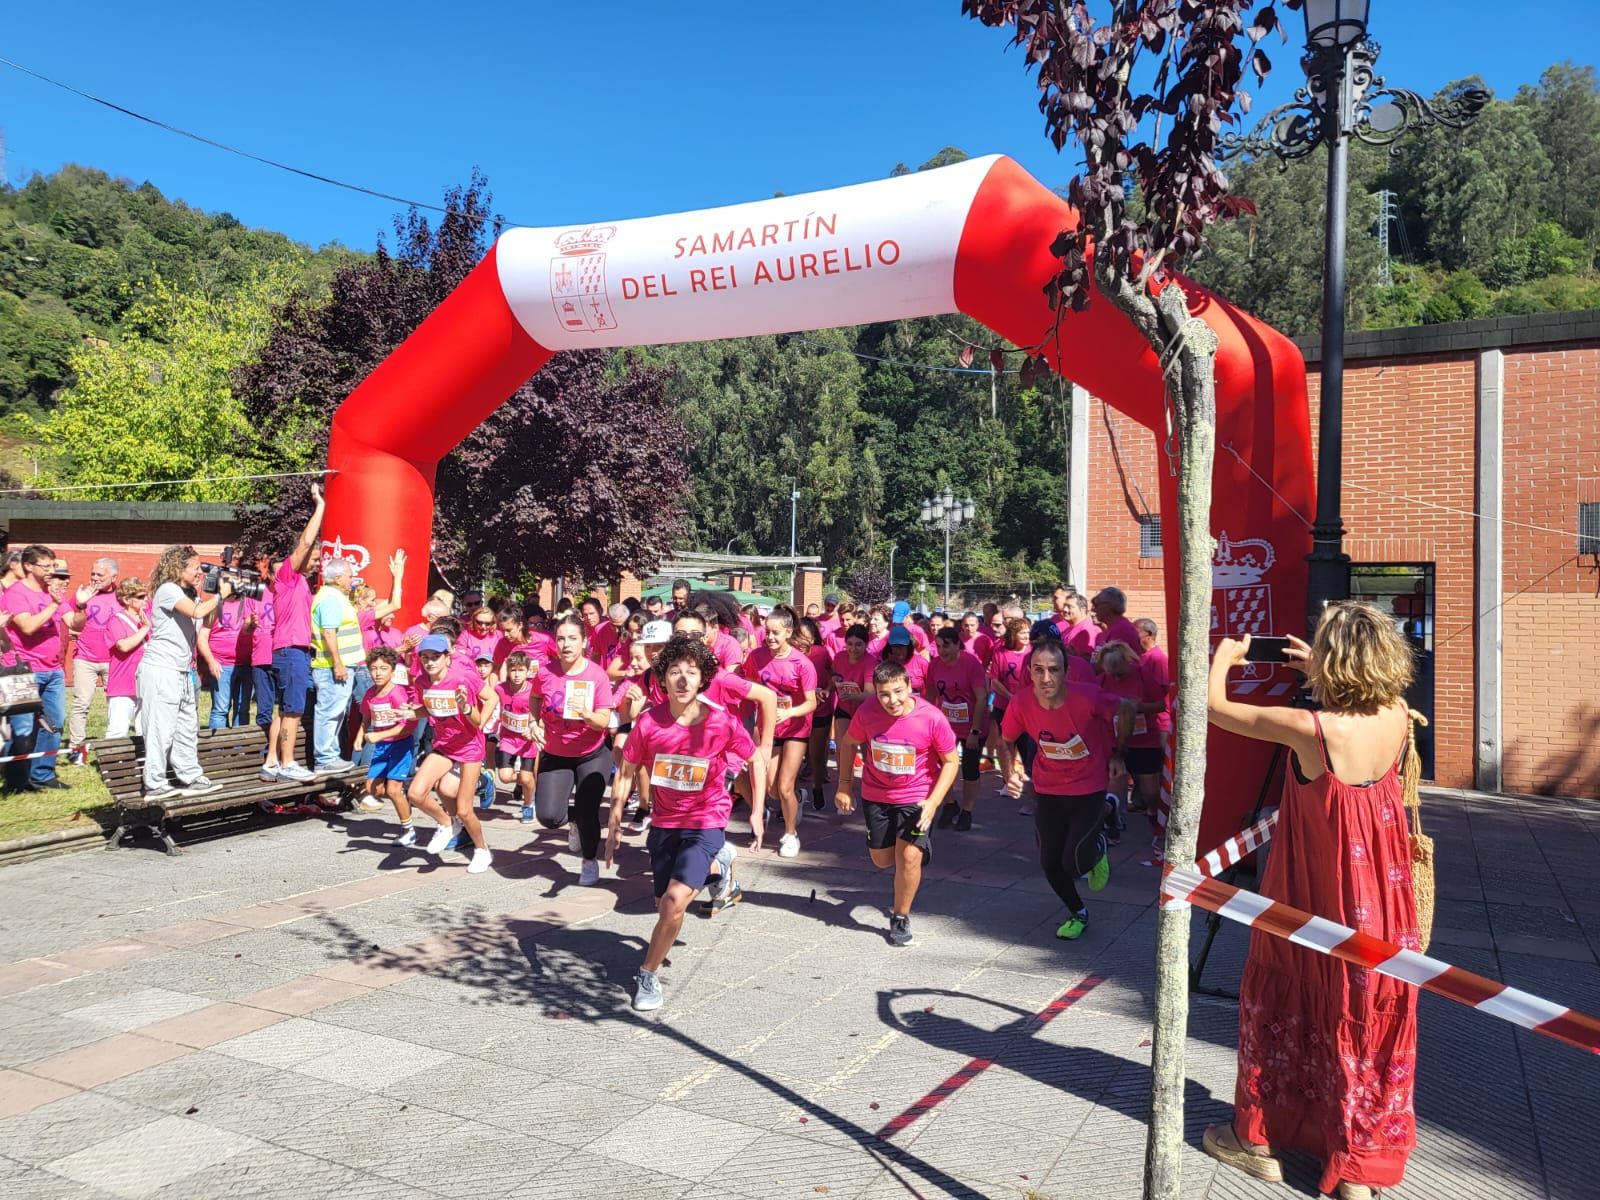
533;747;612;859
1033;791;1107;914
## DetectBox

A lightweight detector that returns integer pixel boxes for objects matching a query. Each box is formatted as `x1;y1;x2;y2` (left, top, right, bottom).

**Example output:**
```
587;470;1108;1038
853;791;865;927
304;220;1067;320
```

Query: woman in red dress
1204;603;1421;1200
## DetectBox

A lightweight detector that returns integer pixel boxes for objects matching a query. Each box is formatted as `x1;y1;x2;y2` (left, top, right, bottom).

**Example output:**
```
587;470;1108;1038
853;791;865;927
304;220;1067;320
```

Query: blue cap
418;633;450;655
1029;619;1062;643
887;626;913;647
891;600;911;623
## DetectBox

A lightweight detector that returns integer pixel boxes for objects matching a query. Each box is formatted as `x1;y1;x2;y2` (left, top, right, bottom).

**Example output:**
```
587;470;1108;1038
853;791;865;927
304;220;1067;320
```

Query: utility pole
1376;188;1396;287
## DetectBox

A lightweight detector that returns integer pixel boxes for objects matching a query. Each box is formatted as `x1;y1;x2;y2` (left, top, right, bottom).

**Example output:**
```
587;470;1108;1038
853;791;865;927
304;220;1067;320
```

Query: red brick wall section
8;519;238;590
1086;398;1171;632
1501;345;1600;796
793;567;824;616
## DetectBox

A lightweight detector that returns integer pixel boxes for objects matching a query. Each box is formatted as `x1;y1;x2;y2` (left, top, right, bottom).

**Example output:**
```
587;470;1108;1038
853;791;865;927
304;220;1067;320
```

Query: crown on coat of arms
554;225;618;256
321;535;371;576
1211;531;1275;587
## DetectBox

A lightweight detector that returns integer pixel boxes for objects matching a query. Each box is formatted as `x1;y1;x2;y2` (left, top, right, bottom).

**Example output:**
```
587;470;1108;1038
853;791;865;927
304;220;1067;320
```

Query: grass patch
0;686;218;844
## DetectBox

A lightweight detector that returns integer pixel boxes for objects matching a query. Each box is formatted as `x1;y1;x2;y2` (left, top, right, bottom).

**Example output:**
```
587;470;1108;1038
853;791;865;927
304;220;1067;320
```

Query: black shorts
1124;746;1163;777
959;739;981;782
646;826;725;898
774;735;808;746
863;800;931;862
495;748;536;772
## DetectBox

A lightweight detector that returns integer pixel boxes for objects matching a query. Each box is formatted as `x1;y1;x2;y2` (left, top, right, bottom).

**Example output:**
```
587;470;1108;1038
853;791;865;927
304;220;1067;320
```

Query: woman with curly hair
1204;603;1420;1200
138;545;230;799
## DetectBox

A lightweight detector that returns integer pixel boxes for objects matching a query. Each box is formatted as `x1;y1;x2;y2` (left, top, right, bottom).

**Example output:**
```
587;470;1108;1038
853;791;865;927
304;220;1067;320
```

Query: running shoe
886;914;914;947
315;758;355;775
810;787;826;812
258;764;280;783
476;774;495;810
578;858;600;886
1088;847;1111;893
708;880;743;913
568;824;581;854
467;848;494;874
425;820;462;856
954;810;973;832
356;795;384;813
520;804;534;824
628;812;652;834
633;969;664;1011
278;762;316;783
396;826;417;847
936;803;958;830
1056;911;1088;940
778;833;800;858
178;777;222;797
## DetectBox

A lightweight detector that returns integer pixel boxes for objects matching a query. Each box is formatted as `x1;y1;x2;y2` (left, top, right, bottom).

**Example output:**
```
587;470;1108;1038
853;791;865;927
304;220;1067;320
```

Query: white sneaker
633;969;663;1012
396;826;417;847
568;824;581;854
356;795;384;813
425;820;461;855
467;848;493;874
278;762;316;783
778;833;800;858
578;858;600;886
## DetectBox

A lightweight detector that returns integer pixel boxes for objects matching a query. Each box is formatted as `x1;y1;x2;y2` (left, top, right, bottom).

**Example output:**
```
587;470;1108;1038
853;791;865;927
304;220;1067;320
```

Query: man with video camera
1;545;84;791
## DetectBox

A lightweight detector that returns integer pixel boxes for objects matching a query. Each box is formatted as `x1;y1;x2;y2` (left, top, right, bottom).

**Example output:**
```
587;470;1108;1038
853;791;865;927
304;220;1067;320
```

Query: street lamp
1217;0;1487;635
920;488;976;611
887;541;898;598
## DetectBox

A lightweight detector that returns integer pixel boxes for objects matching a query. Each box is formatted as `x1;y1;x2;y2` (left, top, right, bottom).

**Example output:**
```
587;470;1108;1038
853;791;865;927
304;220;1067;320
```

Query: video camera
200;545;265;600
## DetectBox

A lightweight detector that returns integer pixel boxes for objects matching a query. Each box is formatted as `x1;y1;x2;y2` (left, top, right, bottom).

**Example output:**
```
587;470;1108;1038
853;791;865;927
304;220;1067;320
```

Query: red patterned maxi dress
1234;713;1420;1194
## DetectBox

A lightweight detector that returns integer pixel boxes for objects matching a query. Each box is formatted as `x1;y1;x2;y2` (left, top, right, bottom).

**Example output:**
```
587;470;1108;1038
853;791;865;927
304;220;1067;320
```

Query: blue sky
4;2;1595;250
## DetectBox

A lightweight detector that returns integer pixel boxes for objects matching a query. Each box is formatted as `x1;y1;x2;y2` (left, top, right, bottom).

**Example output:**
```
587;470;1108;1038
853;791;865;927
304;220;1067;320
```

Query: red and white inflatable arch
323;155;1312;844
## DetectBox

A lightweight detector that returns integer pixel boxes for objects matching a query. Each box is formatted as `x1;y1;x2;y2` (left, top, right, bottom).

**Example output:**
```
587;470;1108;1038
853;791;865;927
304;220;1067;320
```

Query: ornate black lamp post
1218;0;1489;633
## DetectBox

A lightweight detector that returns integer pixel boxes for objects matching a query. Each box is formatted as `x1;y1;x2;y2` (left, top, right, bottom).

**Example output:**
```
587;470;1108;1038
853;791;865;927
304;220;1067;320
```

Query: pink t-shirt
106;610;144;699
537;659;614;758
1066;618;1098;658
249;596;276;667
901;620;930;654
642;665;754;714
357;608;378;653
513;631;559;667
847;696;958;806
884;652;927;692
70;589;123;665
494;680;539;757
588;621;622;665
417;662;486;761
829;648;879;718
207;598;251;667
2;582;63;671
818;612;842;640
624;701;756;829
1142;644;1172;732
711;629;744;671
742;645;818;739
961;631;994;669
360;682;417;740
372;619;404;655
458;628;504;667
1096;617;1143;656
271;559;313;650
925;651;990;737
806;644;834;718
989;646;1028;706
1002;682;1121;795
1098;669;1161;748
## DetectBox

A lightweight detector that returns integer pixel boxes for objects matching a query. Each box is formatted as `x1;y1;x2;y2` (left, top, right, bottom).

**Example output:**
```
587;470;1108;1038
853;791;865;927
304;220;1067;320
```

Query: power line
0;56;499;226
0;469;333;496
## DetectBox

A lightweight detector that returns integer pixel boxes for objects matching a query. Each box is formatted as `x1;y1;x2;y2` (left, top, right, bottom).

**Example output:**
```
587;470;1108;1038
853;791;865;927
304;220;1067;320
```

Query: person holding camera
261;483;326;784
138;546;227;799
1;545;84;791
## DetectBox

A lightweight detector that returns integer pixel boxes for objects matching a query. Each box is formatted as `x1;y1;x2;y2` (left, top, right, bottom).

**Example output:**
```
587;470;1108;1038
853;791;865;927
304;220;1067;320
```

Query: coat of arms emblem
549;226;618;334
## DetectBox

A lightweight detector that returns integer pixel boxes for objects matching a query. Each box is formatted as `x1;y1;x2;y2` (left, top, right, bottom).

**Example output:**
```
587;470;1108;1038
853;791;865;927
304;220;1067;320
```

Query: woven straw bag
1400;708;1435;953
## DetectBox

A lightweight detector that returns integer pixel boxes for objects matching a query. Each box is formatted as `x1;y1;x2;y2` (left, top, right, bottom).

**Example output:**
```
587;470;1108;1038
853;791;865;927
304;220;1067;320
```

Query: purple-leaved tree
961;3;1293;1196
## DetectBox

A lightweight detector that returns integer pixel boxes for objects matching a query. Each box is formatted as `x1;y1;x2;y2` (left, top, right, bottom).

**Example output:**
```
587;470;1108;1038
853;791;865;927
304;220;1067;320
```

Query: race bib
834;679;862;700
502;709;532;736
422;688;458;719
1132;714;1148;736
775;693;793;711
562;679;595;719
870;738;917;776
650;753;711;792
1039;735;1089;762
369;703;404;730
939;699;970;726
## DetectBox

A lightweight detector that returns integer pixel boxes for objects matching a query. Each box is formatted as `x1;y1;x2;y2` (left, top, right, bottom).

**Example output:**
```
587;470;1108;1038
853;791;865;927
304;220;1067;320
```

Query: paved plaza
0;783;1596;1199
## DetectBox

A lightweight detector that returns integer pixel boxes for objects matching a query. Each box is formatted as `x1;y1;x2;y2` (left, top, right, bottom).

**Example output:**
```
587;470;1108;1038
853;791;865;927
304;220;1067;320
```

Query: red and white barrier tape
1195;807;1278;877
1161;861;1600;1056
0;749;66;765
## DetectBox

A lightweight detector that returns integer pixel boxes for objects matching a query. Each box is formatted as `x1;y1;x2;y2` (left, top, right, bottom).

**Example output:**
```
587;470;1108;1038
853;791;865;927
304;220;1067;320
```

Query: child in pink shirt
491;651;541;825
408;633;497;874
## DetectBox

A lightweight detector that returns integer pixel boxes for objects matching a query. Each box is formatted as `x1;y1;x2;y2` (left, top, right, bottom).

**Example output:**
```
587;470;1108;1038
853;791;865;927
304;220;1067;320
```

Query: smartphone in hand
1244;635;1291;664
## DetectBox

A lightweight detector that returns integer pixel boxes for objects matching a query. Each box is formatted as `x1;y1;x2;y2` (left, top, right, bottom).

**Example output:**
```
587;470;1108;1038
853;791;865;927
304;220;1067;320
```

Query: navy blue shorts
252;664;278;728
272;646;313;717
367;738;415;782
645;826;725;899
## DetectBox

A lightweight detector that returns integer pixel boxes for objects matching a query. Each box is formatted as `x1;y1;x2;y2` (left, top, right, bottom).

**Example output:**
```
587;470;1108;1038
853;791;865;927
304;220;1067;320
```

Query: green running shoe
1056;912;1088;940
1088;849;1111;893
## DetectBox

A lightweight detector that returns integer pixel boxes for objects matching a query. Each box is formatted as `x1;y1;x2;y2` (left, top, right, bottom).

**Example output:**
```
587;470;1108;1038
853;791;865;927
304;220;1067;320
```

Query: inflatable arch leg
323;155;1312;846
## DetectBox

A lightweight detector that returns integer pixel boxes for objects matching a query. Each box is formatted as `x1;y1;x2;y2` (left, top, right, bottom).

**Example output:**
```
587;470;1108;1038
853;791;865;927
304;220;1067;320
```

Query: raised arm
287;481;327;575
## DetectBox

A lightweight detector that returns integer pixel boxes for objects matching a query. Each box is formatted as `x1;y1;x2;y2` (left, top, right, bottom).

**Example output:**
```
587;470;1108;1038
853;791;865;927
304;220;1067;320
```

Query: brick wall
8;517;239;588
1085;397;1170;633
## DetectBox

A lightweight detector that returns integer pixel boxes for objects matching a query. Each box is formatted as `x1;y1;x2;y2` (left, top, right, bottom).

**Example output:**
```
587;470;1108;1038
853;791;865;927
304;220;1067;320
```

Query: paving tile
583;1101;766;1182
208;902;312;929
0;957;85;997
21;1032;191;1090
0;1090;159;1167
42;939;166;974
42;1115;265;1199
65;987;213;1032
236;975;374;1015
137;1000;286;1048
0;1068;78;1118
139;919;247;948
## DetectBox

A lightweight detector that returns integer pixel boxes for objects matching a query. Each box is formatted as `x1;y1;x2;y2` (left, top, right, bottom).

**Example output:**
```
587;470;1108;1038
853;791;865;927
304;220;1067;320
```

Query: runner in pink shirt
740;607;817;859
489;651;541;824
457;604;505;669
958;611;994;669
353;646;425;840
987;616;1030;787
577;596;608;661
533;614;617;884
881;627;927;691
408;633;497;874
1095;639;1165;848
835;658;960;947
799;616;835;816
104;577;151;739
1132;618;1173;834
926;627;991;829
817;593;843;642
1090;587;1144;662
1001;639;1133;941
607;633;763;1012
829;622;879;800
865;606;891;656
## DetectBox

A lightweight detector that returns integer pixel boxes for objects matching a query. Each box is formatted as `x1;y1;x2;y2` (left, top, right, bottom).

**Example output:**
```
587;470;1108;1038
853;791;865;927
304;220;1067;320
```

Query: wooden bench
93;726;368;855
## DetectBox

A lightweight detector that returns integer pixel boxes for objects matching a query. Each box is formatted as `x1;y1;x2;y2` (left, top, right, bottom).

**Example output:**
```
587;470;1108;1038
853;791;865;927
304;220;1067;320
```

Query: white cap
641;620;673;644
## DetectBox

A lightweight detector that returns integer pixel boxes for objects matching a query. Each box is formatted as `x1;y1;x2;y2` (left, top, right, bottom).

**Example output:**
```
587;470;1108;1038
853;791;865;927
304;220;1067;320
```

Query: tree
837;562;893;606
962;3;1285;1195
235;172;688;583
38;266;305;500
1515;63;1600;242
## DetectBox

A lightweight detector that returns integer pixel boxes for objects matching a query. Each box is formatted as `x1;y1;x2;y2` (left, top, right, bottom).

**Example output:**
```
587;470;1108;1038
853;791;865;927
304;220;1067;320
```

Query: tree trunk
1097;273;1219;1200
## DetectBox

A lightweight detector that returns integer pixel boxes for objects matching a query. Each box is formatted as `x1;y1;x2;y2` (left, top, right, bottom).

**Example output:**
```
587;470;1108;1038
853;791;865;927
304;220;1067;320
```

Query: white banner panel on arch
494;156;999;351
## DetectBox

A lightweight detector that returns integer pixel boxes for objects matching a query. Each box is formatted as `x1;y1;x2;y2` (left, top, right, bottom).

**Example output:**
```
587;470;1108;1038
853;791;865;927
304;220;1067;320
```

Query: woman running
533;613;616;884
741;606;818;859
829;621;878;803
927;625;989;830
865;605;892;656
1000;639;1132;940
409;633;496;874
798;616;835;813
